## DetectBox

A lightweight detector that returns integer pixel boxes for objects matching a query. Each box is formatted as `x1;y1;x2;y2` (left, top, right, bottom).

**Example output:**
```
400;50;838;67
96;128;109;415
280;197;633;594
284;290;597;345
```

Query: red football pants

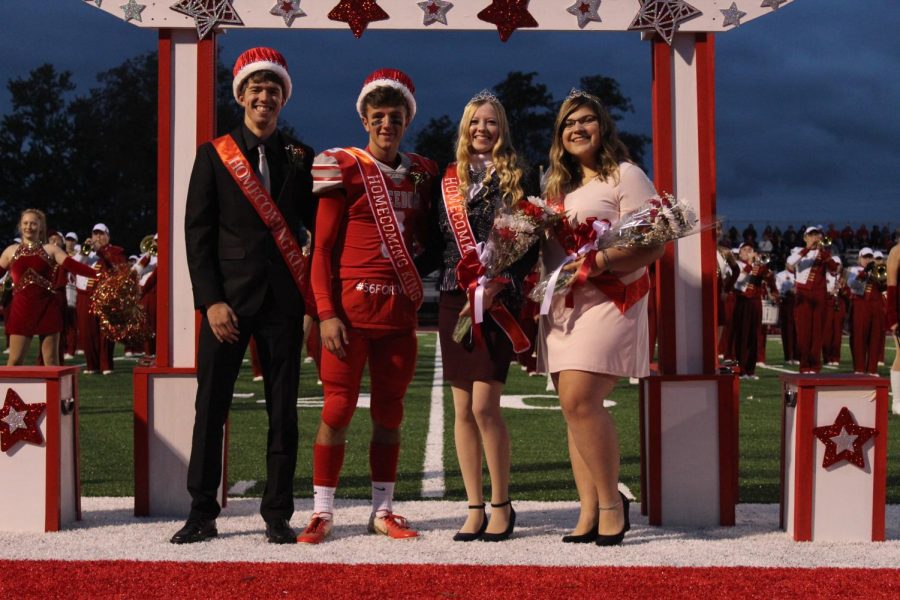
319;327;417;431
794;291;826;373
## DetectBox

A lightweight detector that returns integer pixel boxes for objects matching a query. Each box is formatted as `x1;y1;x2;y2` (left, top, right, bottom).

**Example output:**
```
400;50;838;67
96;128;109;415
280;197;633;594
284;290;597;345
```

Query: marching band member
786;226;840;373
847;248;884;375
775;261;798;364
133;234;158;356
63;232;80;358
732;244;777;379
716;240;738;363
884;244;899;414
299;69;438;544
873;250;887;366
821;256;847;366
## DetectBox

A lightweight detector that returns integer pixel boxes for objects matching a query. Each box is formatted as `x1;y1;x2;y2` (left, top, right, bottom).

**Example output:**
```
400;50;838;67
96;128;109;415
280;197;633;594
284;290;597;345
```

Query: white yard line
228;480;257;495
757;363;799;375
421;337;445;498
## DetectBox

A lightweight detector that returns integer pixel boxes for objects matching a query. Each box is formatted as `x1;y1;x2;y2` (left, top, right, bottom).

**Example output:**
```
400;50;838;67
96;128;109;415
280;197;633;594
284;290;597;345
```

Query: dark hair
361;86;410;116
238;70;285;98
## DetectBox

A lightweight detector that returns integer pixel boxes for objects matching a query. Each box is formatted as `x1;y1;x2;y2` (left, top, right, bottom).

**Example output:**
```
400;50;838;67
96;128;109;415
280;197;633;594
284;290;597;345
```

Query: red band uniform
847;253;885;374
732;254;777;378
74;242;126;372
821;261;847;366
786;243;840;373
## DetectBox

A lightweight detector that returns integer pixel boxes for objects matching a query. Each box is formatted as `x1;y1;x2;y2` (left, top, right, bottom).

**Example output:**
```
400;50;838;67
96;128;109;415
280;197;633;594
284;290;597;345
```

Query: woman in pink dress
541;92;664;546
0;209;97;365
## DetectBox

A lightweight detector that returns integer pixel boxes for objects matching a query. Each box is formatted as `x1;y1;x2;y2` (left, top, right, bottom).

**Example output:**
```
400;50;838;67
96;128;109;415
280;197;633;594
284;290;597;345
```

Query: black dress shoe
452;504;487;542
562;522;599;544
265;518;297;544
481;500;516;542
170;519;217;544
596;492;631;547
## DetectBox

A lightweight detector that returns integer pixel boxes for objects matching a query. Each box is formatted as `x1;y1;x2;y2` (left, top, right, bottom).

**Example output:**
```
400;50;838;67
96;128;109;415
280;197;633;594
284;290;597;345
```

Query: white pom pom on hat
356;68;417;122
232;47;292;104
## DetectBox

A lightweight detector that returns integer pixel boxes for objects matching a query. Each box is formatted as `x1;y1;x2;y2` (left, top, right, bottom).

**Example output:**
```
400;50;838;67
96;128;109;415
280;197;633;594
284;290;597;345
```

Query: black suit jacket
184;125;315;317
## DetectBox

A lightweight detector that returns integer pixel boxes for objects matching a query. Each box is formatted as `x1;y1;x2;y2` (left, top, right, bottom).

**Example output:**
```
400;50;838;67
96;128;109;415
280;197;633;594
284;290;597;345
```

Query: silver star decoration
417;1;453;26
831;427;858;454
720;2;746;27
567;0;602;29
761;0;787;9
121;0;146;22
270;1;306;27
170;0;244;40
629;0;703;46
85;0;103;6
1;407;26;432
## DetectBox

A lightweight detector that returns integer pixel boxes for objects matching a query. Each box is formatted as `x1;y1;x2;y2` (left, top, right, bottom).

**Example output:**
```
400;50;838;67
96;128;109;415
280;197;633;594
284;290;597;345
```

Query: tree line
0;53;647;251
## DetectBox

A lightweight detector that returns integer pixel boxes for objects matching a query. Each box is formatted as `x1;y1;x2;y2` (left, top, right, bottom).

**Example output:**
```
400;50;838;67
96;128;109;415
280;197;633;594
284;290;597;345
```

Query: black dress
435;165;538;384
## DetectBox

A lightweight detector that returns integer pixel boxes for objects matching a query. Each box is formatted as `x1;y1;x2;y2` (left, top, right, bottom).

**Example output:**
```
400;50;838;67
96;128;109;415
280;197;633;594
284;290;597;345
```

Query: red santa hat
356;69;417;122
232;47;292;104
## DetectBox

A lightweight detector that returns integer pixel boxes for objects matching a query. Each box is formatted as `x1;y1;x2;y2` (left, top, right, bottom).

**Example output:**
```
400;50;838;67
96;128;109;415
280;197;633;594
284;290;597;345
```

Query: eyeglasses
562;115;599;130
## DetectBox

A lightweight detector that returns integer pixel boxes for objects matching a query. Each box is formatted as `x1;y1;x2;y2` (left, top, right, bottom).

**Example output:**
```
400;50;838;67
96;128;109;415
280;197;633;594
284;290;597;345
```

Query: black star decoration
812;406;878;470
170;0;244;40
628;0;703;46
477;0;538;42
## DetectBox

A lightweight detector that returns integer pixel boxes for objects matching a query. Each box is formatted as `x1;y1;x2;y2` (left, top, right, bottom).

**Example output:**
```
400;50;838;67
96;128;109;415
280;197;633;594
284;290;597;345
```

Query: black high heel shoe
452;504;487;542
481;500;516;542
596;492;631;547
562;521;599;544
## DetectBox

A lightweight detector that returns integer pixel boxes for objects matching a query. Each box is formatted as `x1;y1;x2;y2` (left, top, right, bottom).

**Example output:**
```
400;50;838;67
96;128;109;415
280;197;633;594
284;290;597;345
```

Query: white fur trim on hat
232;47;292;104
356;69;417;122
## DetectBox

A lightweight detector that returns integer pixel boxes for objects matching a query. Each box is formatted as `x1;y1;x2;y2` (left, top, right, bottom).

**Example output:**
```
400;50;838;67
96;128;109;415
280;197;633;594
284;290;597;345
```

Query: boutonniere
408;167;427;192
285;144;306;168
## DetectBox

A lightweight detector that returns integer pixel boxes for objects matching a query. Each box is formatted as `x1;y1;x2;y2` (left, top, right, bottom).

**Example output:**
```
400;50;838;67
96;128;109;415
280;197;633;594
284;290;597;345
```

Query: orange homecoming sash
441;164;530;354
212;134;311;305
341;147;424;308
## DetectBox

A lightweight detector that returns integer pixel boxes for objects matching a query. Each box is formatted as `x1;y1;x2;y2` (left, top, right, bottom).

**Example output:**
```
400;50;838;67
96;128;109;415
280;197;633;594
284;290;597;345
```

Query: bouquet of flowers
452;195;561;344
530;192;699;311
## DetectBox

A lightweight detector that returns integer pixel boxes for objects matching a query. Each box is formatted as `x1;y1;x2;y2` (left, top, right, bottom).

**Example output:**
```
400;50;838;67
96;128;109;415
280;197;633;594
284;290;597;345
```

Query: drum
761;299;779;325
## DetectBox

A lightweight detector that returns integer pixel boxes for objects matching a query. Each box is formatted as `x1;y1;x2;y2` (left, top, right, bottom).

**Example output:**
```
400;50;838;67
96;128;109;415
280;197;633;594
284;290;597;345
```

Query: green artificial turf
29;334;899;503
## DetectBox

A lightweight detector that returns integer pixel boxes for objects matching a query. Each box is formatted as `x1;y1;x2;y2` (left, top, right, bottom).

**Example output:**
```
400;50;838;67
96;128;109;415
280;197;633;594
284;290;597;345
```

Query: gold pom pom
89;265;154;345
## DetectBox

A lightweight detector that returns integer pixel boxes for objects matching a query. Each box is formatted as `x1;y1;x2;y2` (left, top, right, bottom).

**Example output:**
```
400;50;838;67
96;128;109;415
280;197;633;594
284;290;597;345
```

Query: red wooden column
642;32;739;527
134;31;224;517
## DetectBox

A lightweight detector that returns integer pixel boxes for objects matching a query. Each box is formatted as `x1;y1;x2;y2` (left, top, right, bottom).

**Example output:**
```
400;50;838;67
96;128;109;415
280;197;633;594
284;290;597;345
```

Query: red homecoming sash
212;134;311;305
341;147;424;308
441;164;530;354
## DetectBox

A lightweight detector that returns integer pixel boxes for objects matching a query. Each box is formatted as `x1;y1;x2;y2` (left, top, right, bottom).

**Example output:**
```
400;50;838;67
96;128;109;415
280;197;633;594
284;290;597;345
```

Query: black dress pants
187;289;301;522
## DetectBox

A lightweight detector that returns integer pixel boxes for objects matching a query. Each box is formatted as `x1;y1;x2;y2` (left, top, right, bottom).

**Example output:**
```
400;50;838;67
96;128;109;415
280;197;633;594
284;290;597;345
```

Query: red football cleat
296;513;333;544
368;511;418;539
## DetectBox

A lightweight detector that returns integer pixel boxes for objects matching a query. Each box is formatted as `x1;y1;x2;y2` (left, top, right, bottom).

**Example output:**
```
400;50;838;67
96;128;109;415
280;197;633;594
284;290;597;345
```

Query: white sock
372;481;395;516
891;371;900;415
313;485;335;518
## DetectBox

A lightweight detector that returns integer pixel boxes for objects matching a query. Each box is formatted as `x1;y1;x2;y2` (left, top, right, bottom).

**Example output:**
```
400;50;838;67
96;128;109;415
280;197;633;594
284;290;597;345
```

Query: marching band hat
873;250;884;259
232;47;292;104
859;247;874;257
65;231;78;241
804;226;822;235
92;223;109;234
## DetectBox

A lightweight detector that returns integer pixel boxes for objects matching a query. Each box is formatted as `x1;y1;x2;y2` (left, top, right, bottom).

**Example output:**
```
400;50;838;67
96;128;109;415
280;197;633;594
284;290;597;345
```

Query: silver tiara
469;89;499;104
566;88;599;102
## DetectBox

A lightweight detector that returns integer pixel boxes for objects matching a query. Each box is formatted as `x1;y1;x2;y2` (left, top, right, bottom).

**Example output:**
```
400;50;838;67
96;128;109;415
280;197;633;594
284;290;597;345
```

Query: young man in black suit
172;47;315;544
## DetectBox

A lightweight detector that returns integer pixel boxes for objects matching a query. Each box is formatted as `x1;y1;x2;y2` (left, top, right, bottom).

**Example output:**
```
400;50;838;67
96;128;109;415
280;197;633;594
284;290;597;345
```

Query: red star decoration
477;0;538;42
0;388;46;452
328;0;389;38
812;406;878;470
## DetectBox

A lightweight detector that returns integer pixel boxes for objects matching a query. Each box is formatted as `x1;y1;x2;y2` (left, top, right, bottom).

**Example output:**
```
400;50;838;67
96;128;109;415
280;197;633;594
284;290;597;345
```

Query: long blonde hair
454;98;524;207
544;94;631;201
19;208;48;244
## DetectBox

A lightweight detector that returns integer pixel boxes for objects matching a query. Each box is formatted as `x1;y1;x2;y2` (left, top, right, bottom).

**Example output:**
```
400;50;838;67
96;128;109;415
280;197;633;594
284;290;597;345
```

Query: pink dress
540;162;656;378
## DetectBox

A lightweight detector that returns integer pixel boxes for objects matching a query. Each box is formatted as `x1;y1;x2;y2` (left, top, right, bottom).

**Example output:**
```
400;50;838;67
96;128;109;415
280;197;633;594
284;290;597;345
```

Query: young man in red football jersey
298;69;438;543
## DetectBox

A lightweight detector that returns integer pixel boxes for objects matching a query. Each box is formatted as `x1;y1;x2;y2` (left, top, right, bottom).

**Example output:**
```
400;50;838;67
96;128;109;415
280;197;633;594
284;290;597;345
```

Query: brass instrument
821;235;832;248
140;235;158;256
80;239;94;256
871;263;888;288
753;253;771;266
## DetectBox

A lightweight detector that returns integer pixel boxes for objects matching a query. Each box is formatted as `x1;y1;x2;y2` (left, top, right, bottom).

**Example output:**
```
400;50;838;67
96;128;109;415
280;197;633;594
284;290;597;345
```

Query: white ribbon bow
539;219;610;315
